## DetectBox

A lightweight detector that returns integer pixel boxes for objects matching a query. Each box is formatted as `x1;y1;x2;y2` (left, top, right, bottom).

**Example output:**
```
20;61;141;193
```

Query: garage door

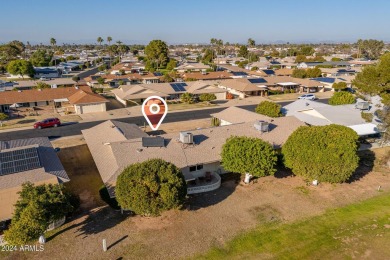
80;103;105;114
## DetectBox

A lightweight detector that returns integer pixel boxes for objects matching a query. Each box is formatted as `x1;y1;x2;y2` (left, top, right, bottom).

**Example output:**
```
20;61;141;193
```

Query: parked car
298;94;316;100
33;118;61;129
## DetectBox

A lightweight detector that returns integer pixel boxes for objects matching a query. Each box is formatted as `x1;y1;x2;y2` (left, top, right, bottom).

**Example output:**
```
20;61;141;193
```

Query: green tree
295;55;307;63
4;183;74;245
115;159;187;216
332;82;348;92
357;39;384;60
33;82;51;89
199;93;217;102
107;36;112;45
331;57;342;61
50;38;56;48
329;91;356;105
282;125;359;183
298;45;315;56
255;101;282;117
221;136;277;177
145;40;169;70
6;60;34;78
353;53;390;96
98;64;107;71
238;45;248;58
72;76;80;82
202;49;215;64
180;92;194;104
292;68;307;78
97;77;105;86
0;112;8;127
166;59;177;70
30;49;53;67
97;37;104;46
306;67;322;78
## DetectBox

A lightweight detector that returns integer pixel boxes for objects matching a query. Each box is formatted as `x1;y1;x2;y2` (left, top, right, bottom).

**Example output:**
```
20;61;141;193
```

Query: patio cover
348;123;379;136
183;171;196;181
54;98;69;102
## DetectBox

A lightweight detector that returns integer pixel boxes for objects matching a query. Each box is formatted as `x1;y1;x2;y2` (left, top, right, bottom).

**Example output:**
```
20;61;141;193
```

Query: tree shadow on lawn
348;149;375;183
47;206;128;242
188;172;240;210
75;206;128;239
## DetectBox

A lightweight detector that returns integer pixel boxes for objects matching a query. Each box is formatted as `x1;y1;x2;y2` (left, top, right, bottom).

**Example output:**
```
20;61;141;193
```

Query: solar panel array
248;78;267;84
232;71;247;76
170;83;187;92
153;72;163;76
0;147;41;176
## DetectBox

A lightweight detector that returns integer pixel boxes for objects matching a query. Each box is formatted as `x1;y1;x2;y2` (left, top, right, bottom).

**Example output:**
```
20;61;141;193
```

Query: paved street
0;99;329;141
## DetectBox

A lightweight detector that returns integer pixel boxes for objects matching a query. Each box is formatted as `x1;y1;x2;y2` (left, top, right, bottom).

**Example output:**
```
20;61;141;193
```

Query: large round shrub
255;101;282;117
329;91;355;105
221;136;277;177
282;125;359;183
116;159;187;216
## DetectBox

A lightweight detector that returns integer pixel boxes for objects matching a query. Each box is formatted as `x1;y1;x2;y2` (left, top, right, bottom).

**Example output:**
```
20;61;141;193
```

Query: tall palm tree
97;37;104;46
50;38;57;66
247;38;255;62
107;36;112;45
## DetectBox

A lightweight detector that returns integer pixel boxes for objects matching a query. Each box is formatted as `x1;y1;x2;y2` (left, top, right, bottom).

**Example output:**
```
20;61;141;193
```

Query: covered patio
184;171;221;194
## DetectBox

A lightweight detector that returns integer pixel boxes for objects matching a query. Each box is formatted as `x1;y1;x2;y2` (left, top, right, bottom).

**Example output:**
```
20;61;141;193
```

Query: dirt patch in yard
4;148;390;260
56;144;105;210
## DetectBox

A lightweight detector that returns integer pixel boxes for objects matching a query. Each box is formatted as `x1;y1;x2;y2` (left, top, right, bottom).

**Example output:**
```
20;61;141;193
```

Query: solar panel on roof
232;71;247;76
153;72;163;76
170;83;187;92
0;147;41;176
248;78;267;84
263;69;275;75
142;137;165;147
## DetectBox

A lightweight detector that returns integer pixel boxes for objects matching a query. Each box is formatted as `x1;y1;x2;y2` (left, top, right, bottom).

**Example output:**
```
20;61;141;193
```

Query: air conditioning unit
180;132;194;144
254;120;269;132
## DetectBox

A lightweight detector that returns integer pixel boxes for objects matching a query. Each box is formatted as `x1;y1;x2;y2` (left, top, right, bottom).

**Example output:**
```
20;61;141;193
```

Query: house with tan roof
112;81;227;105
211;106;271;126
0;86;108;114
82;114;305;197
181;71;233;81
175;62;211;72
0;137;69;223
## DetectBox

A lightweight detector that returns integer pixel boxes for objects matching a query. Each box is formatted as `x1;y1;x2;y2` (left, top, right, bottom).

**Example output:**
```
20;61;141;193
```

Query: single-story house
82;115;305;197
181;71;233;81
211;106;271;126
218;78;269;98
0;137;69;223
175;62;211;72
112;81;227;105
282;99;380;136
0;86;108;114
12;78;77;90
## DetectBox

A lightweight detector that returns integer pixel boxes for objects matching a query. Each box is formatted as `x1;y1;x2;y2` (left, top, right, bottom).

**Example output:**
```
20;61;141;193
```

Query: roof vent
136;148;143;153
179;132;193;144
75;86;79;89
103;142;111;145
18;90;22;92
38;88;42;91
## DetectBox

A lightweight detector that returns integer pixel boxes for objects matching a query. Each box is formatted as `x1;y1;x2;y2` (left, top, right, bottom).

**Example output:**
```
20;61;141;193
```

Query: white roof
348;123;379;136
277;82;299;86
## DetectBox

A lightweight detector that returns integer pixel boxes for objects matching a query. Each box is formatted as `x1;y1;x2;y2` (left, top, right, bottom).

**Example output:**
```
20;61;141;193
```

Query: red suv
33;118;61;129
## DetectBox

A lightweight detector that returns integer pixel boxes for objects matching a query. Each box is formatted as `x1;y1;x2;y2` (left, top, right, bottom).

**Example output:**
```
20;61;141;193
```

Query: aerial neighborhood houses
0;86;108;114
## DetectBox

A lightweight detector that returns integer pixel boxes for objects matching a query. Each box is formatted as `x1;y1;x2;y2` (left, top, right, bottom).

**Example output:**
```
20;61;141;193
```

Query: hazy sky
1;0;389;45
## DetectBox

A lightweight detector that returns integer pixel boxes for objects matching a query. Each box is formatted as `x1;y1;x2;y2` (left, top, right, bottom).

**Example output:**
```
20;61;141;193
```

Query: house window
34;102;38;106
189;164;203;172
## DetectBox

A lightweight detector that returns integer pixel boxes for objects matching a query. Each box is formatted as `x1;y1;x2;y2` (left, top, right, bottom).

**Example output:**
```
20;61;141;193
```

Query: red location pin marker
142;96;168;131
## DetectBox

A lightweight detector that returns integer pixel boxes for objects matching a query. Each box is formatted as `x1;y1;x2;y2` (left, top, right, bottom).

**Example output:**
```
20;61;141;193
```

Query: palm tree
50;38;56;48
107;36;112;45
116;40;123;45
97;37;104;46
247;38;255;62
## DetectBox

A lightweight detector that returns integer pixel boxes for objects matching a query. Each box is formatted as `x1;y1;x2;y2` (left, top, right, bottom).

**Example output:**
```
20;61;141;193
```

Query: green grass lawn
196;192;390;259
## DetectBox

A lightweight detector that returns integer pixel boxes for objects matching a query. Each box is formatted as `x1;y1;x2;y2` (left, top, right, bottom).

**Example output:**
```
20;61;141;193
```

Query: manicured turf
196;192;390;259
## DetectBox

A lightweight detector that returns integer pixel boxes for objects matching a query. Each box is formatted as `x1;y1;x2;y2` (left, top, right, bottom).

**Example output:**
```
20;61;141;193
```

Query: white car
298;94;316;100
